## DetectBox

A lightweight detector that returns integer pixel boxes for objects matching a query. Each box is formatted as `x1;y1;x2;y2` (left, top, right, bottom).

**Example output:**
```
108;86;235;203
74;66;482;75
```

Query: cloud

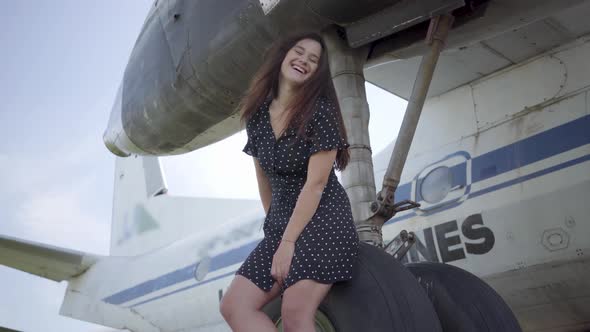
0;134;113;255
161;130;260;200
14;183;110;254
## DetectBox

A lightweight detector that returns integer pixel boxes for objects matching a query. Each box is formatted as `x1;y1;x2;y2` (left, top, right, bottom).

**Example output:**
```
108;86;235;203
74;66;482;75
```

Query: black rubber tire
406;262;522;332
263;242;442;332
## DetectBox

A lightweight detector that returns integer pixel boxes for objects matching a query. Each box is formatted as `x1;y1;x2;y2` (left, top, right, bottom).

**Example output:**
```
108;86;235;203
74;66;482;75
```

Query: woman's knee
219;285;245;321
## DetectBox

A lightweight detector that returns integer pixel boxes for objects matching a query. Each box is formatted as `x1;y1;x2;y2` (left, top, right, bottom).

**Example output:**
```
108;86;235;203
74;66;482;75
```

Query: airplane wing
0;234;101;282
364;0;590;99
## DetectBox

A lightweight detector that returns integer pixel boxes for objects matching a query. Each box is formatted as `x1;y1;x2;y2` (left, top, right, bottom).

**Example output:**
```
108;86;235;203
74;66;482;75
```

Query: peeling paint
259;0;281;15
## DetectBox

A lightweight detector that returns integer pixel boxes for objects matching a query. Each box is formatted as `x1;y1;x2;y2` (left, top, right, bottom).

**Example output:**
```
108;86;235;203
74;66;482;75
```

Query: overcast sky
0;1;406;331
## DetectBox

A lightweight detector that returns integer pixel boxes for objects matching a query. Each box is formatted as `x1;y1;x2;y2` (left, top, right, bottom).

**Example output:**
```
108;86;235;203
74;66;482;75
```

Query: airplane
1;0;590;330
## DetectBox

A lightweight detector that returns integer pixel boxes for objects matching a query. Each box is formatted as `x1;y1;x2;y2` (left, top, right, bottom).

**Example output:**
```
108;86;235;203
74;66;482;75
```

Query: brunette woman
220;31;359;332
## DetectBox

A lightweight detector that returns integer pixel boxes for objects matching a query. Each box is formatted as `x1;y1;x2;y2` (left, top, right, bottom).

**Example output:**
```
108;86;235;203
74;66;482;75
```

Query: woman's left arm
271;149;337;285
282;150;336;241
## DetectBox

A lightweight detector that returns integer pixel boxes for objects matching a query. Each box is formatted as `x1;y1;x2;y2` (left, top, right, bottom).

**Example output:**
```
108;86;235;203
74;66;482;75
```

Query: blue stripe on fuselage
472;115;589;183
104;241;260;305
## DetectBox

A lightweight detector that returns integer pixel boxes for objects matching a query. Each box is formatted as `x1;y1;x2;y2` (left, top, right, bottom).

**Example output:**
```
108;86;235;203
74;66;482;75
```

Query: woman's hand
271;241;295;286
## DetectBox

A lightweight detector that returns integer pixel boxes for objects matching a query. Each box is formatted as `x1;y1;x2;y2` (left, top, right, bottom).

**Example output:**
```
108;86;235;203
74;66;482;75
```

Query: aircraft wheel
263;242;442;331
406;262;522;332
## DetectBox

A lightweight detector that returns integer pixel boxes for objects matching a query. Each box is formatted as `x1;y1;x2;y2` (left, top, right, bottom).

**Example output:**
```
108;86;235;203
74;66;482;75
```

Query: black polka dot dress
236;96;360;294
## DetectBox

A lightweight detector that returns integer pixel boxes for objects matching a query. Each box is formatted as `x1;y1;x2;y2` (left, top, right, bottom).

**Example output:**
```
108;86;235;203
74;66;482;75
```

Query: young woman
220;31;359;332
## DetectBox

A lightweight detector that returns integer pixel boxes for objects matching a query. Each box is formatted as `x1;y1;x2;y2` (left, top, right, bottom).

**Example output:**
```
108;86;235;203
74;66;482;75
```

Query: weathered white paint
259;0;281;15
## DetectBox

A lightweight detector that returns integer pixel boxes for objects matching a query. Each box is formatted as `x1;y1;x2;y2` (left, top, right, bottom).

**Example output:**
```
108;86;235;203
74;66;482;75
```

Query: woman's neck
276;76;297;109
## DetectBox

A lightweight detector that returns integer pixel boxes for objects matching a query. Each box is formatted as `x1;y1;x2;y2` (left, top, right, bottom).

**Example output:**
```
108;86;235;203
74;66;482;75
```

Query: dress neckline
265;100;288;143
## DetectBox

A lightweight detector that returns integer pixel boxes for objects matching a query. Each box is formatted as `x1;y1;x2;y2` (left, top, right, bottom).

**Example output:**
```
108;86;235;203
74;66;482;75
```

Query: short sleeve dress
236;96;360;294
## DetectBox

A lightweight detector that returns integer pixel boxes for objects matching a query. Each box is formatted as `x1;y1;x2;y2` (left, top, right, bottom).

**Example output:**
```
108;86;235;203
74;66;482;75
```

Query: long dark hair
238;31;350;171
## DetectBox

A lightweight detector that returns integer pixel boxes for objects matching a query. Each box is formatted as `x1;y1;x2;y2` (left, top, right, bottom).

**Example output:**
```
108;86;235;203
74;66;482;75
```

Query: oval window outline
420;166;453;204
194;255;211;282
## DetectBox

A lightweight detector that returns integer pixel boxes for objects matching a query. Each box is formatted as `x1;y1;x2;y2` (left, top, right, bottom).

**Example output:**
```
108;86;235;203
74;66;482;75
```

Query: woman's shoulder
312;96;337;121
246;98;270;125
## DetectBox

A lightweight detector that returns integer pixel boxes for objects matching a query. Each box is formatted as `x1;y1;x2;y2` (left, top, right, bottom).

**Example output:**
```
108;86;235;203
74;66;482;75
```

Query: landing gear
407;262;522;332
263;242;442;332
316;8;521;331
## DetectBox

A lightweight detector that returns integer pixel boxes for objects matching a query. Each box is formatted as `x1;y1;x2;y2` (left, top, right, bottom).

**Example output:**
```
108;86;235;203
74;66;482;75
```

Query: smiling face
279;38;322;86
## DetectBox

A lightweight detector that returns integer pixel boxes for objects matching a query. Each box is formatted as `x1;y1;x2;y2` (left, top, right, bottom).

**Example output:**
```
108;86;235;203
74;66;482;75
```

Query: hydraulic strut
366;14;455;247
324;13;455;249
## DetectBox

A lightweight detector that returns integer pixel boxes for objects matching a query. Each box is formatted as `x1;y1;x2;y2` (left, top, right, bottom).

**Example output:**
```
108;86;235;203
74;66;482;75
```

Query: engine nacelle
103;0;283;156
103;0;468;156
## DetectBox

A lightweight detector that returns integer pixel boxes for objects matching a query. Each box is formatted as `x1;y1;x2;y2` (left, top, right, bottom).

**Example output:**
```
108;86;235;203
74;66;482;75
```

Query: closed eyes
294;47;319;63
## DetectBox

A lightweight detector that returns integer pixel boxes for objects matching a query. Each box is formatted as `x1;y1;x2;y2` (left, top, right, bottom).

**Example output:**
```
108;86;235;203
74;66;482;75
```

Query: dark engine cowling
103;0;466;156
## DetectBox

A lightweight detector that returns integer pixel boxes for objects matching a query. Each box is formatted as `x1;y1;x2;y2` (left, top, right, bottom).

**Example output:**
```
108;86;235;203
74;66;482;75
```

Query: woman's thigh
222;275;282;312
282;279;332;315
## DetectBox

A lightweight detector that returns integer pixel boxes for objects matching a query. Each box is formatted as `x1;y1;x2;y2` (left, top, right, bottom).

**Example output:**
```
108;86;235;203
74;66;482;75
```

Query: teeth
292;64;306;74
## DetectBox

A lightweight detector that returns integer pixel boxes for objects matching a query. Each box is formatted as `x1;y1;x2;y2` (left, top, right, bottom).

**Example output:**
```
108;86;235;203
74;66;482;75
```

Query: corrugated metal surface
365;0;590;100
366;43;511;98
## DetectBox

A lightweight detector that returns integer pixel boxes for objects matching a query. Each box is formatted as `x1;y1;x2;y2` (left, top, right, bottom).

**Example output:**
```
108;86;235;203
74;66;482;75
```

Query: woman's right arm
253;158;272;214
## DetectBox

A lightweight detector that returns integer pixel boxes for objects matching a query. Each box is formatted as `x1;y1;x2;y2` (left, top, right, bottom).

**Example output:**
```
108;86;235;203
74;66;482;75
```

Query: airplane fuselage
61;33;590;331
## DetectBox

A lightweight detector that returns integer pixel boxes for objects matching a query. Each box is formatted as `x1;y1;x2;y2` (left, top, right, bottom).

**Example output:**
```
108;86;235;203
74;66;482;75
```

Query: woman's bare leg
220;275;281;332
281;280;332;332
